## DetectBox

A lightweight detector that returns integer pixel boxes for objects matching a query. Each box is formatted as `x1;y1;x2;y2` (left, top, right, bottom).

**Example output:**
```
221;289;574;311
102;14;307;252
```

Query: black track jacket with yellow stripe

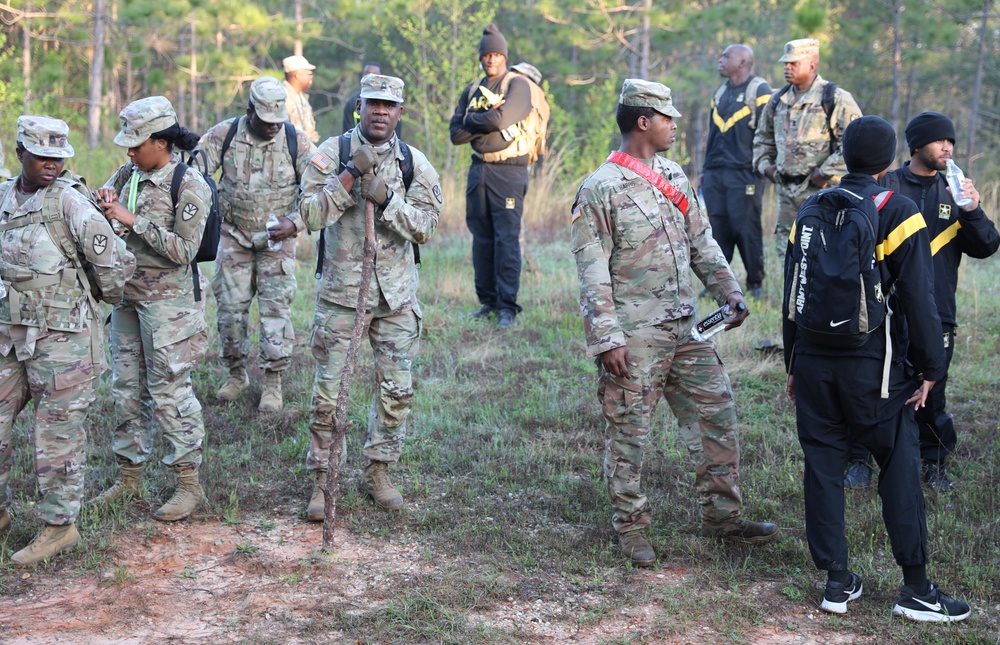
881;163;999;327
783;173;946;383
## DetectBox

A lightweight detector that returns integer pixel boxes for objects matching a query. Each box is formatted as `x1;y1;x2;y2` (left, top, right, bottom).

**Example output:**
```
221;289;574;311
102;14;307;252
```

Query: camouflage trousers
774;182;821;262
109;295;207;467
0;323;99;525
212;223;297;372
598;317;743;534
306;294;421;471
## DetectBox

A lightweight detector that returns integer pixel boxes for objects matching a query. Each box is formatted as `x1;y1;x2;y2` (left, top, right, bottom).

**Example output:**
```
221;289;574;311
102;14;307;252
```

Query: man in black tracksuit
699;44;771;298
846;112;999;490
450;24;533;330
783;116;970;621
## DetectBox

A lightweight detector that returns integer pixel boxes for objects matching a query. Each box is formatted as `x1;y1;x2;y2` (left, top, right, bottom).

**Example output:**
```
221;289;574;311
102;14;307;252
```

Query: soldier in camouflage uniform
92;97;212;522
752;38;861;260
1;116;133;565
571;80;779;567
200;77;316;412
283;56;320;144
299;74;441;517
0;140;11;179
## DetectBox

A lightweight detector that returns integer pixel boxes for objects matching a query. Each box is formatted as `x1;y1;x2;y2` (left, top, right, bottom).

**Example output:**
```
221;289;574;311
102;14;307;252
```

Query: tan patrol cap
114;96;177;148
511;62;542;85
359;74;404;104
779;38;819;63
619;79;682;118
17;115;75;158
283;55;316;73
250;77;289;123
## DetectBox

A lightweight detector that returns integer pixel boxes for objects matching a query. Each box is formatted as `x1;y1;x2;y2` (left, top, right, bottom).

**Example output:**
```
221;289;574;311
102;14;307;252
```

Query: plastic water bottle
691;303;745;342
266;214;282;251
945;160;973;208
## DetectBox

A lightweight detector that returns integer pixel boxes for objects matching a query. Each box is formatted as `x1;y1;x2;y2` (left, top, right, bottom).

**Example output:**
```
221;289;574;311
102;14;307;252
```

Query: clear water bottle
945;160;973;208
266;214;283;252
691;303;745;342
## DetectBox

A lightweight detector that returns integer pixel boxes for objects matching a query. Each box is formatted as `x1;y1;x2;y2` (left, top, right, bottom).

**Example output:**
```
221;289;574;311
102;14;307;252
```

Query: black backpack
785;186;892;348
170;118;299;301
315;133;415;278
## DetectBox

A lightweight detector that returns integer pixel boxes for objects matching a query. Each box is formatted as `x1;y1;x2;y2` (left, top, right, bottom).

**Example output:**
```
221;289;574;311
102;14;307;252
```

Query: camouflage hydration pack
467;71;550;164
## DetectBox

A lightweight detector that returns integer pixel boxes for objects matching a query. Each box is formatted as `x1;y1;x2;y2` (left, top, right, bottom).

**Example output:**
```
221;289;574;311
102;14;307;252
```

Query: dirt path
0;517;861;644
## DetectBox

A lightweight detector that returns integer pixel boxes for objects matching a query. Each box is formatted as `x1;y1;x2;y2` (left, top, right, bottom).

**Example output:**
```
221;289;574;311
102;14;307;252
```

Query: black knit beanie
478;24;508;58
905;111;956;153
842;115;896;175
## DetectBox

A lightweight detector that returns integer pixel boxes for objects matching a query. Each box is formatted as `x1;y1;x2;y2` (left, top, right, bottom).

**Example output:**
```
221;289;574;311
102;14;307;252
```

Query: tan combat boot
153;464;206;522
306;471;328;522
217;366;249;401
359;461;404;511
258;370;283;412
619;529;656;567
89;458;143;504
12;523;80;566
0;509;10;533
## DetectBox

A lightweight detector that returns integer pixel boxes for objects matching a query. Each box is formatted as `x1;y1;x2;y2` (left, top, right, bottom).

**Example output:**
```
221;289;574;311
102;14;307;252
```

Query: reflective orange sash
607;151;689;217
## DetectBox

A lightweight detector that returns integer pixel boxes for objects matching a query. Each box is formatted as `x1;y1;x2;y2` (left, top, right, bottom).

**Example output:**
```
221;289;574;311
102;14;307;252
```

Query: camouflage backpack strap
745;76;767;130
42;175;101;310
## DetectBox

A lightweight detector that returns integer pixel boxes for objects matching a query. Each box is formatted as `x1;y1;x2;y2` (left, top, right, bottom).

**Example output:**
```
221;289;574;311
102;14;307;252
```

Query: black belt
777;172;809;185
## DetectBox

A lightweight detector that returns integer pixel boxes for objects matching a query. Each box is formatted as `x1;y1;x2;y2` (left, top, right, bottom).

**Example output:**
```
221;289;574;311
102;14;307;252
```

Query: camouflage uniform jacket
571;157;741;357
199;117;316;248
752;75;861;185
1;178;131;331
299;130;442;310
283;81;320;143
103;155;211;301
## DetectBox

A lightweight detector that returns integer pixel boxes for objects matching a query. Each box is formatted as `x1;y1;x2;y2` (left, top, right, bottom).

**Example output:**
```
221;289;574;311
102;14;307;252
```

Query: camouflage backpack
467;71;550;165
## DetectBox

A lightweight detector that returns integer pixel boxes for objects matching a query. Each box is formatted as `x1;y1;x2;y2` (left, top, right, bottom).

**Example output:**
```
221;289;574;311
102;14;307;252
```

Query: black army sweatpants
793;352;929;573
701;167;765;289
465;161;528;314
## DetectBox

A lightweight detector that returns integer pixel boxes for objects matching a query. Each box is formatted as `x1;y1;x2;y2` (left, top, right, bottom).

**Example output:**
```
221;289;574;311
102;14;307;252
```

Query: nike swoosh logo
912;597;942;612
830;319;851;327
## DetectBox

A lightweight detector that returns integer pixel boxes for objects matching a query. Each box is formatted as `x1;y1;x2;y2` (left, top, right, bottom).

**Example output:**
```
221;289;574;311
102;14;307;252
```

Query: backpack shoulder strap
284;122;299;182
872;190;893;212
398;140;414;191
712;83;726;109
219;117;241;173
821;82;839;153
169;162;189;211
767;84;792;115
745;76;767;129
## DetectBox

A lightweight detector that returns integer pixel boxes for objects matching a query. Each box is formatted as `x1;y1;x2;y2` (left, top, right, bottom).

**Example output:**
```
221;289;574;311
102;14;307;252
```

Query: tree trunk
190;11;198;131
294;0;304;57
322;197;377;552
88;0;107;150
965;0;991;170
22;0;32;104
889;0;903;160
638;0;651;80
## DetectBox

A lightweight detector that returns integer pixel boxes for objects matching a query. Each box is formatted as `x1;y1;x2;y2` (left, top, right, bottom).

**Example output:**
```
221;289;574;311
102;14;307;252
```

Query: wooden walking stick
321;193;377;552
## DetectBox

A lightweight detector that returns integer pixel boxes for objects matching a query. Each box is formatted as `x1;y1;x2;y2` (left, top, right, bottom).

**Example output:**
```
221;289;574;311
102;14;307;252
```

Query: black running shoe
821;572;863;614
892;582;971;622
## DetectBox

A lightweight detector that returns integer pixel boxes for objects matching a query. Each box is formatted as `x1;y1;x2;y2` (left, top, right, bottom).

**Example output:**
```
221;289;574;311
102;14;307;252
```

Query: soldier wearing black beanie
904;111;956;154
478;24;508;58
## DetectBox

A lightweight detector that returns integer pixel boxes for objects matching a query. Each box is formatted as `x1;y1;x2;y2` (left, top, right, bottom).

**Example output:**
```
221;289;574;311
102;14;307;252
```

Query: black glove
360;175;392;208
346;144;377;178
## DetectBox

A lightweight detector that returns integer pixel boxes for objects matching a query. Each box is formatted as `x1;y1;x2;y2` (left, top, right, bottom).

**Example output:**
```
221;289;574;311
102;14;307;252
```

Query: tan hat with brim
114;96;177;148
18;115;75;158
250;77;289;123
619;79;682;118
779;38;819;63
359;74;404;104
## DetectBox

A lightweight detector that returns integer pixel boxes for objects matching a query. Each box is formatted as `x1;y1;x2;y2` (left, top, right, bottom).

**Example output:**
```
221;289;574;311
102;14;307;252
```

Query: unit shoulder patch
93;233;108;255
182;203;199;221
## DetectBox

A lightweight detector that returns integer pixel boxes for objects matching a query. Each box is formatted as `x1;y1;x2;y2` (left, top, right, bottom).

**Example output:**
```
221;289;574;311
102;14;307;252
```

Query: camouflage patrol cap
619;79;682;118
249;77;289;123
359;74;404;104
17;115;75;158
778;38;819;63
114;96;177;148
511;62;542;85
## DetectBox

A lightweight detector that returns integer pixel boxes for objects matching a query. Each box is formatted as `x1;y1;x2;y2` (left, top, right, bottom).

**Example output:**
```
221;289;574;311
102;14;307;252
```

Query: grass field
1;173;998;641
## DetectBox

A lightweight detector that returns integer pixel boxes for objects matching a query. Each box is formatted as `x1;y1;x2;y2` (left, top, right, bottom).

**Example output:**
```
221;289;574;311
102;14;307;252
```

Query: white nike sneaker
892;582;971;622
